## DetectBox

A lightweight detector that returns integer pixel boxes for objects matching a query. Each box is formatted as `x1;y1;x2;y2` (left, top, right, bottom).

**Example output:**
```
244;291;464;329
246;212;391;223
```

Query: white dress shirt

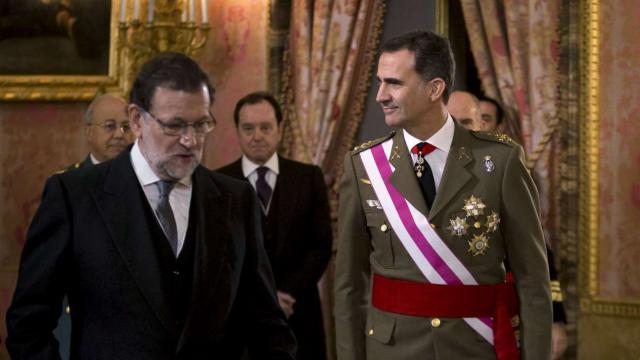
90;153;100;165
130;141;192;255
242;153;279;212
402;114;455;190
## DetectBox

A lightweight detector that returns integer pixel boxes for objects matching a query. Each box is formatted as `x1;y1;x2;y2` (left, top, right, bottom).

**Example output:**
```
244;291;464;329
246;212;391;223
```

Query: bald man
447;91;486;131
82;93;134;166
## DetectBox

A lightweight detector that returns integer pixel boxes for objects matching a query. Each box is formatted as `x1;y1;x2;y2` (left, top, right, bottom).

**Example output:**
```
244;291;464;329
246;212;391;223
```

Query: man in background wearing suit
6;53;296;359
218;91;332;360
335;30;551;359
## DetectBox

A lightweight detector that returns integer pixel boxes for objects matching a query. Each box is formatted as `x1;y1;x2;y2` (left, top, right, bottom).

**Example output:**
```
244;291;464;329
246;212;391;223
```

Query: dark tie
256;166;272;210
411;142;437;208
155;180;178;256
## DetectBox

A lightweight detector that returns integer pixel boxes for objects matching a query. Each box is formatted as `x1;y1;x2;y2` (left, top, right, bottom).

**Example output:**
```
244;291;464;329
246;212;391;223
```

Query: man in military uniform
61;93;133;171
334;30;552;359
451;91;569;359
82;93;133;166
53;93;133;359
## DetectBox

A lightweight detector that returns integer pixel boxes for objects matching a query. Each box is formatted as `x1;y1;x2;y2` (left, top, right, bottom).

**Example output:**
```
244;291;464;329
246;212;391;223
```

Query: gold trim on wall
579;0;640;318
0;1;125;101
436;0;449;37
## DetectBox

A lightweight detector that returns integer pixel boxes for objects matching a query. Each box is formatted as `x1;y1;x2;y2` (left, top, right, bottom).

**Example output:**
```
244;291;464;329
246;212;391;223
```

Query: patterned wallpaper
0;0;267;356
597;0;640;300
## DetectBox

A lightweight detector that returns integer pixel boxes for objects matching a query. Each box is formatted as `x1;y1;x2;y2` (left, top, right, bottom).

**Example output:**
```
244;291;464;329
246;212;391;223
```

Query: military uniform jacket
334;124;552;360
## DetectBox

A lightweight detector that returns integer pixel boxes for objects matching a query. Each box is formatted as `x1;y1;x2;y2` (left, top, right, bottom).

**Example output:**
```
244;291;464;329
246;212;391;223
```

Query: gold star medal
468;233;490;256
447;216;469;236
462;195;486;217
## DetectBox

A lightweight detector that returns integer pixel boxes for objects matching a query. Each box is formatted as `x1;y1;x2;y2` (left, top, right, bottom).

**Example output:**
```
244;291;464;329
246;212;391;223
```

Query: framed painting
0;0;125;101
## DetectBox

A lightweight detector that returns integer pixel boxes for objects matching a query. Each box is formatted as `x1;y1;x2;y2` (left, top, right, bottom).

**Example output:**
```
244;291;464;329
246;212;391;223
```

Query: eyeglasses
88;120;131;134
144;110;216;136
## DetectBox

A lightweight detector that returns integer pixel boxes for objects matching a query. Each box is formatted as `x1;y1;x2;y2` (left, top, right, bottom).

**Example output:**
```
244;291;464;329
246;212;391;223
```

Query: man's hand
277;291;296;318
551;323;568;360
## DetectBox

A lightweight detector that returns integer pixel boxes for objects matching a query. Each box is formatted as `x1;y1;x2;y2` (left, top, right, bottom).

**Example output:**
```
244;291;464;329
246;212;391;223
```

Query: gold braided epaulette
471;131;518;147
54;162;81;175
351;131;395;155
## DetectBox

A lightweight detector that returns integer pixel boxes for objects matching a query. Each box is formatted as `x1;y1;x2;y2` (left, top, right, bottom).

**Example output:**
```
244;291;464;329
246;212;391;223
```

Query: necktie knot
256;166;269;179
156;180;176;198
411;142;436;156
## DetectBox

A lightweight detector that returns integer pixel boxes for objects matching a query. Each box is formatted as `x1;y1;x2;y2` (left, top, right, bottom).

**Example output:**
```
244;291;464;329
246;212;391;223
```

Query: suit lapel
224;159;244;179
91;151;176;336
178;167;230;350
273;156;296;255
388;131;430;218
429;124;474;219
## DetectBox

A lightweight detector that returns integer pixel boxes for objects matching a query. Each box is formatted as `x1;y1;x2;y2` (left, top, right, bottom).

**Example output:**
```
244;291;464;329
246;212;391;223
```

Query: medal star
467;233;490;256
462;195;486;217
447;216;469;236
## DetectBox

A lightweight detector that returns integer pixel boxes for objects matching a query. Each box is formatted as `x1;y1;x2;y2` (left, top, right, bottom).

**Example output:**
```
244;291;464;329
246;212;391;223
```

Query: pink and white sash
360;142;494;344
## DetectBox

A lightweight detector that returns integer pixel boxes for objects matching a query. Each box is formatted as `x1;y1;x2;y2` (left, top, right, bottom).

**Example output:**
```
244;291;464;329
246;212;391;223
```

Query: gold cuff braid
551;280;564;302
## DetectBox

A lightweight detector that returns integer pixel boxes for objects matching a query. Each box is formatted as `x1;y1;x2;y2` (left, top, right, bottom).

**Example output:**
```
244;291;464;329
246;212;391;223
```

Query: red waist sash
372;273;519;360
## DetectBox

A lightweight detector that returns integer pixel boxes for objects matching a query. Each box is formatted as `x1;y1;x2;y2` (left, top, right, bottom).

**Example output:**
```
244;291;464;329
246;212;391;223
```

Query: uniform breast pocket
365;211;394;268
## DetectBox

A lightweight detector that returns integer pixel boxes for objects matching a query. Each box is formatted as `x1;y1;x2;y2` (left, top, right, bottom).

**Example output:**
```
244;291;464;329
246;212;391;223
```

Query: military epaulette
351;131;395;155
470;131;518;147
54;162;81;175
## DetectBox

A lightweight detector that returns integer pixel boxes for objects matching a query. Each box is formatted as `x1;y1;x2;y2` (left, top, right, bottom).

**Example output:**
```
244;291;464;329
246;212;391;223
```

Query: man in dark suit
6;53;296;359
218;92;332;360
335;31;551;359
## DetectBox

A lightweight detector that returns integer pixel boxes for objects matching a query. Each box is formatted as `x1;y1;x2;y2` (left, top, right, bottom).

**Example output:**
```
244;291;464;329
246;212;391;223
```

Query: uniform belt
371;273;519;360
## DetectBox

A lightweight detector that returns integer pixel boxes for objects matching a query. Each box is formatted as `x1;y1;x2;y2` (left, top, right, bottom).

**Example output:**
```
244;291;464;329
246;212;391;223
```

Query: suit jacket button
431;318;441;328
380;224;388;232
368;329;374;336
430;223;437;229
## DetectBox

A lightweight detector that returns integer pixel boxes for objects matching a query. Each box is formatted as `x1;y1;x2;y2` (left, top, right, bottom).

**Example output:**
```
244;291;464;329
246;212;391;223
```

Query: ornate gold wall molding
579;0;640;318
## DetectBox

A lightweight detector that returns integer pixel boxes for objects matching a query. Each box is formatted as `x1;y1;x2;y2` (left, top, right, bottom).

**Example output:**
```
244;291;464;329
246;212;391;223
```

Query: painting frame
579;0;640;318
0;0;125;101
